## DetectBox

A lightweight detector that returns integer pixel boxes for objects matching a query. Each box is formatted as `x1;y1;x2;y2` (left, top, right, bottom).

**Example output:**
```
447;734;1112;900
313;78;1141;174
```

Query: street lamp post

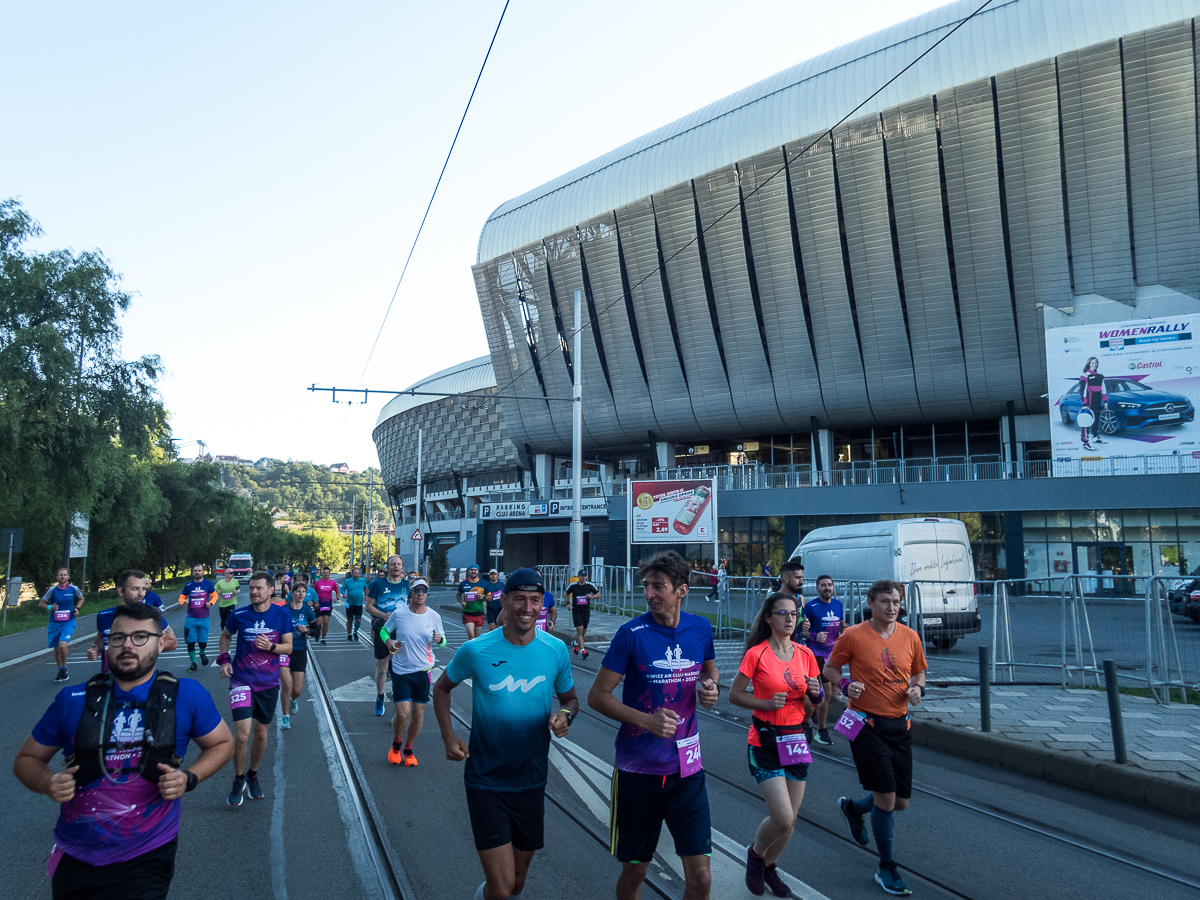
570;290;583;578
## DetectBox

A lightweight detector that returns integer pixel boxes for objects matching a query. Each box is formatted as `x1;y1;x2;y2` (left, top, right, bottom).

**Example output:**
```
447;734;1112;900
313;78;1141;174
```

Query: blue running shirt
601;611;715;775
803;597;845;658
342;576;368;605
444;628;572;791
366;577;409;621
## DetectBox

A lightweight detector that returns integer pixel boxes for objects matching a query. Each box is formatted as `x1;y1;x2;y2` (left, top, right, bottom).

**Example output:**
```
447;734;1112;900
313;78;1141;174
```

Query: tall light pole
570;290;584;578
414;427;423;575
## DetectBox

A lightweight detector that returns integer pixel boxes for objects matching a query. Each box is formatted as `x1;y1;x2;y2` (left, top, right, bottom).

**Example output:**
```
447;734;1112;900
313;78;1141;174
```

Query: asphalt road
2;585;1199;899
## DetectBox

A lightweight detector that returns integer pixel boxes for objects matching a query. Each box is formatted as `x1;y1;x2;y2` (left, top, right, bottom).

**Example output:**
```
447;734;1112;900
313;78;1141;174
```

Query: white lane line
271;727;289;900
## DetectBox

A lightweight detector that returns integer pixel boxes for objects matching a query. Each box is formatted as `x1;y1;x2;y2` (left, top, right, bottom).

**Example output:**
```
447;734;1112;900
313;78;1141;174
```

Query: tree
0;198;167;590
428;545;448;585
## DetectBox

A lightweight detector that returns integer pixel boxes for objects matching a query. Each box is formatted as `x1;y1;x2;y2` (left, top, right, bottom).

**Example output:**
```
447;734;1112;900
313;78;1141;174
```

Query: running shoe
572;640;579;654
763;864;792;898
188;662;198;672
227;777;245;807
745;845;766;896
1094;437;1105;444
580;649;588;660
815;728;833;745
200;653;209;666
837;797;870;847
403;750;418;768
875;863;911;896
387;743;404;765
54;668;69;682
374;696;385;717
320;638;327;646
280;714;290;729
247;774;265;801
290;698;299;715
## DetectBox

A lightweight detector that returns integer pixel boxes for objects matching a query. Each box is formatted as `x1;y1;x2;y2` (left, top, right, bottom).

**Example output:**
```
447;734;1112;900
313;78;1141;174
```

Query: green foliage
428;545;448;584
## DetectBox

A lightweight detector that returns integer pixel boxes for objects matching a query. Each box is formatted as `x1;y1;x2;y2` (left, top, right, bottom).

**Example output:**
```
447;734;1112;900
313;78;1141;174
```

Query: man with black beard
14;602;233;900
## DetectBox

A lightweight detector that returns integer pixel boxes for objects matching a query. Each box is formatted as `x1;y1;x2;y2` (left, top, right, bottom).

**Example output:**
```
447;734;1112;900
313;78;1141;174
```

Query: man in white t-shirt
379;578;445;767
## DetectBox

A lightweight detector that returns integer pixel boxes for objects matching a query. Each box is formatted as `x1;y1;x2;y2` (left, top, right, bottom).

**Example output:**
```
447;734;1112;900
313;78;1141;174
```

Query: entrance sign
1046;314;1197;467
629;479;717;544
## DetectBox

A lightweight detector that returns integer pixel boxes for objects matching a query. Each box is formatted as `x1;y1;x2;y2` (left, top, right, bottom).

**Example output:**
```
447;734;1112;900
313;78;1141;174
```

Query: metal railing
656;451;1198;488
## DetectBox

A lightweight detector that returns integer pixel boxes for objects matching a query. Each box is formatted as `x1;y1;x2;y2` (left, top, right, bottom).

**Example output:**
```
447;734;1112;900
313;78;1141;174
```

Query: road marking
271;729;289;900
549;737;832;900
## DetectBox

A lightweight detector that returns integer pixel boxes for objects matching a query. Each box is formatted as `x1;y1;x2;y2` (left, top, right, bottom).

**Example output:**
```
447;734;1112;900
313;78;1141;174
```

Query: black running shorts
848;714;913;799
465;787;545;852
609;768;711;863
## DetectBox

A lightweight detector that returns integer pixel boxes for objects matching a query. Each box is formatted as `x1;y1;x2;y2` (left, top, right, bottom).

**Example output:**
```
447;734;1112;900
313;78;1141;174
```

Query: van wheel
932;635;958;650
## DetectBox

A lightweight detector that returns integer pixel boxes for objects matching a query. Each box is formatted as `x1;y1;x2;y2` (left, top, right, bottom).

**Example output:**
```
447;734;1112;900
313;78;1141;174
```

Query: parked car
1057;377;1195;435
1168;565;1200;622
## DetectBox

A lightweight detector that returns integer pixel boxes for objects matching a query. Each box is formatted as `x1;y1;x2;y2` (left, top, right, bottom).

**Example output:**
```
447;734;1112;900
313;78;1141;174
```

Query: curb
910;716;1200;822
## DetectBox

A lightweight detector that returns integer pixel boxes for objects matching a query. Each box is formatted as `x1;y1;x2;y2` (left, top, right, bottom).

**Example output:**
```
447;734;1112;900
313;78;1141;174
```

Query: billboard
1046;314;1198;463
629;480;716;544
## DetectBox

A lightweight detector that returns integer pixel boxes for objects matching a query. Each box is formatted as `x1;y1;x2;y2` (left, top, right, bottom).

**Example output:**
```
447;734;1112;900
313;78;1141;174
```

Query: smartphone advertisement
629;479;717;544
1046;314;1198;466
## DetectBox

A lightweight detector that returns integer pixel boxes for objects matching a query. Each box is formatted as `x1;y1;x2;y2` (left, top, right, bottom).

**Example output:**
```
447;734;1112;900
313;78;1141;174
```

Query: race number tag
834;709;866;740
277;655;290;667
676;734;703;776
230;685;252;709
189;596;207;611
777;732;812;763
52;608;71;622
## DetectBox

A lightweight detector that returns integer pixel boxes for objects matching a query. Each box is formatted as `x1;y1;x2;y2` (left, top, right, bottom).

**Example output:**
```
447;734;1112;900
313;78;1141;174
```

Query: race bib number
277;655;290;667
576;595;588;606
777;732;812;764
52;608;71;622
221;592;236;601
230;685;252;709
676;734;702;777
834;709;866;740
189;596;207;611
318;604;332;613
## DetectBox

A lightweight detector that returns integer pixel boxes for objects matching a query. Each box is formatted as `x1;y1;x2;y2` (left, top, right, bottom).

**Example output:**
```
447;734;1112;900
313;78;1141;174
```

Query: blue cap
578;569;587;577
504;568;543;592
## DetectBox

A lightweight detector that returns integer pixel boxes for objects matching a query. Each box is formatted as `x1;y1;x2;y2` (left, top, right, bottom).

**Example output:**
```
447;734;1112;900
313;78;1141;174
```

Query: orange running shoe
387;744;404;765
403;749;418;767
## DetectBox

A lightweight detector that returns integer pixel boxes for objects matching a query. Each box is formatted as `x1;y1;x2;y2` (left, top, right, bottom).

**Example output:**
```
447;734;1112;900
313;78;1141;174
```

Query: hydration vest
67;671;181;786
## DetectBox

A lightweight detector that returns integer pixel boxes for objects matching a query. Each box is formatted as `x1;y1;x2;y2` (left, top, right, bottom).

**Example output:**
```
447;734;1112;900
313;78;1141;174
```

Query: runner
213;569;241;631
804;575;845;745
457;565;487;640
312;565;340;645
14;602;234;900
342;564;368;640
483;569;504;632
565;568;600;660
380;577;445;766
280;582;316;729
729;592;823;896
87;570;178;672
216;571;293;806
364;555;409;717
433;567;577;900
587;550;719;900
177;565;217;672
40;567;86;682
825;580;927;897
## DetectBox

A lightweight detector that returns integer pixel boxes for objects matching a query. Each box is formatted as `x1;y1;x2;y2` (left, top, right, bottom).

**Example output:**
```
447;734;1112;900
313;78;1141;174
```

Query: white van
791;518;981;648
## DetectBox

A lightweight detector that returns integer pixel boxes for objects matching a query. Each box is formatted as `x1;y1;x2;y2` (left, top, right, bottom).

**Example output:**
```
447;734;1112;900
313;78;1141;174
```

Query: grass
0;576;190;639
1083;683;1200;708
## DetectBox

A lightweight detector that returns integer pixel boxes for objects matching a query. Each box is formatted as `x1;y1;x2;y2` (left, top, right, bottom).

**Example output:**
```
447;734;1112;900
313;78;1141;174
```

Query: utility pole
349;494;357;569
365;470;374;572
415;427;423;576
570;289;584;578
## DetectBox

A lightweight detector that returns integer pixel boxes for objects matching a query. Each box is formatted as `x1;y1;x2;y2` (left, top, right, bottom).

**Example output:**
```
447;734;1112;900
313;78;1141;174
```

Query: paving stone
1147;730;1197;738
1049;734;1101;742
1022;720;1066;727
1132;751;1196;761
1070;716;1111;723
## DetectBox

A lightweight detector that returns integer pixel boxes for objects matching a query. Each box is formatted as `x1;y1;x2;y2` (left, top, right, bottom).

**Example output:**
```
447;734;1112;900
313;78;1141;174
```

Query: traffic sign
411;529;423;541
489;548;504;556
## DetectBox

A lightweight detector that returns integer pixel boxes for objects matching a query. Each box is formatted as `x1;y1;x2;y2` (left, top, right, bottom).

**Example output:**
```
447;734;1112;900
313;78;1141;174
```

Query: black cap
578;568;587;577
504;567;543;592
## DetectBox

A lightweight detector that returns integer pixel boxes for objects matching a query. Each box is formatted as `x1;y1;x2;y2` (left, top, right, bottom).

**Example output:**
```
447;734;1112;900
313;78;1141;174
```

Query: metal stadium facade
377;0;1200;584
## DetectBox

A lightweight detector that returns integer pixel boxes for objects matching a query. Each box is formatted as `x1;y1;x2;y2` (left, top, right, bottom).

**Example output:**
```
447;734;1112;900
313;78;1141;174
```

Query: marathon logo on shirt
647;644;700;685
105;708;145;769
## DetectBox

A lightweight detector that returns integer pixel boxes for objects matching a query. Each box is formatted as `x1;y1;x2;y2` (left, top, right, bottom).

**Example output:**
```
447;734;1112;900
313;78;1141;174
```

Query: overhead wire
357;0;511;387
487;0;997;404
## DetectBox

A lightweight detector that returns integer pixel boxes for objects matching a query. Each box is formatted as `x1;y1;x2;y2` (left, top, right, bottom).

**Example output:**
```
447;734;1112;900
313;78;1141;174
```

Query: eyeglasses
772;610;799;619
109;631;161;647
412;588;428;594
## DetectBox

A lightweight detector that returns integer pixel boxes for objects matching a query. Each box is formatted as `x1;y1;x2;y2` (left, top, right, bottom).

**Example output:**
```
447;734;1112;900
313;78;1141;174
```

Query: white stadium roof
374;355;496;427
477;0;1199;263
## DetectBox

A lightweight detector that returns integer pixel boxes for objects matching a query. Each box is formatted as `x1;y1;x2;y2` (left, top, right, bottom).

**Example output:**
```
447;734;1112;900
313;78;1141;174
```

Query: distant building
328;463;351;474
254;457;275;470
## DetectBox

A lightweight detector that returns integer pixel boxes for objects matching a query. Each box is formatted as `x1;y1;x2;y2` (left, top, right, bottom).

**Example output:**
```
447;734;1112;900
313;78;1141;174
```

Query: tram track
564;656;1200;894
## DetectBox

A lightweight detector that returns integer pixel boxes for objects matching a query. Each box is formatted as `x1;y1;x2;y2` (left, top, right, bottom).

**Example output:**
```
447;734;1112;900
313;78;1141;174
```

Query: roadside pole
365;470;374;571
349;495;356;569
415;427;423;575
569;290;583;579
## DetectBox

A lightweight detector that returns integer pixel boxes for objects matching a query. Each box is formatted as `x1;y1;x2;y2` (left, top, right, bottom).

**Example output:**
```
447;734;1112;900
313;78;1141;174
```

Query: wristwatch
560;708;574;725
184;770;199;793
915;684;926;697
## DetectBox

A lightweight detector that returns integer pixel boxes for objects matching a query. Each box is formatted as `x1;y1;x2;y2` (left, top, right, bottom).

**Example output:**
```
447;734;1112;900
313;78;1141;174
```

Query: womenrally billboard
1046;314;1197;463
629;480;716;544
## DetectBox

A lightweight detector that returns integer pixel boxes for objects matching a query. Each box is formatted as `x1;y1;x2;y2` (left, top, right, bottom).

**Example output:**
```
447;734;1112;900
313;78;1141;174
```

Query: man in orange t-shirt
824;580;926;897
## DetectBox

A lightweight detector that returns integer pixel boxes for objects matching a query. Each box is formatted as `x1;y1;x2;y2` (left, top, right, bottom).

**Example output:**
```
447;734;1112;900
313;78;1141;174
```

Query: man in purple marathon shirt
14;602;233;900
216;570;292;806
88;570;178;674
588;550;720;900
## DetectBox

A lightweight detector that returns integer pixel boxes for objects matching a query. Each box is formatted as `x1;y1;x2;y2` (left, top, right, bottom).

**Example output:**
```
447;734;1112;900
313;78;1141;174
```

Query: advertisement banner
629;480;716;544
1046;314;1198;465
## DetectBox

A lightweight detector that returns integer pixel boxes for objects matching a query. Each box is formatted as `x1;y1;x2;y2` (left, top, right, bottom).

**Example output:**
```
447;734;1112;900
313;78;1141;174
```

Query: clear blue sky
1;0;945;470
